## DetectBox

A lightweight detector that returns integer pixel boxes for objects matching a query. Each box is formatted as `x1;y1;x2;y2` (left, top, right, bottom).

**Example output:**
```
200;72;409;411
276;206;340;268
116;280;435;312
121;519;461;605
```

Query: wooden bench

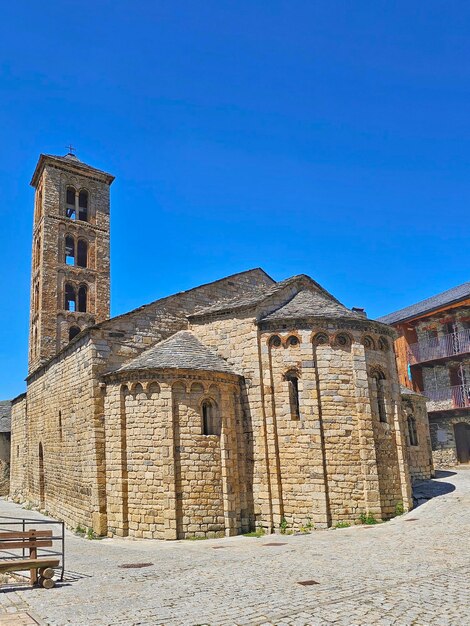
0;529;60;588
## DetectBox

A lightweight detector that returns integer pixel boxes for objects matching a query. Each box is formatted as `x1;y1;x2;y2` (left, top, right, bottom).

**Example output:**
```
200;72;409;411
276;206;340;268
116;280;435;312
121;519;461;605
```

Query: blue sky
0;1;469;398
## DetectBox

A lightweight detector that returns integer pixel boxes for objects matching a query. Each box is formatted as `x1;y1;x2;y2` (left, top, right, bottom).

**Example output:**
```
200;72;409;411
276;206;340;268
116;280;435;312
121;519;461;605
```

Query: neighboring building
0;401;12;496
379;283;470;467
10;152;433;539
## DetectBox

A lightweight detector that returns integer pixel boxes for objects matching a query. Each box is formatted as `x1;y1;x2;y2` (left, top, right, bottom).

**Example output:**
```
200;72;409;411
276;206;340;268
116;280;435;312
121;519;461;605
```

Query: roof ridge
96;267;274;329
378;280;470;324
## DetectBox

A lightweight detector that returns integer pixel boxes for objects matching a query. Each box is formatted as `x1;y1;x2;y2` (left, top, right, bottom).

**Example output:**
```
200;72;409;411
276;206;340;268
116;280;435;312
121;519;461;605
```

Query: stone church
9;152;434;539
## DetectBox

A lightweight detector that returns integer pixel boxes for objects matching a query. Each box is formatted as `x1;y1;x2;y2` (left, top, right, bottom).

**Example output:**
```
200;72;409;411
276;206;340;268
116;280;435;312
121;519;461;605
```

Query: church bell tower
29;151;114;373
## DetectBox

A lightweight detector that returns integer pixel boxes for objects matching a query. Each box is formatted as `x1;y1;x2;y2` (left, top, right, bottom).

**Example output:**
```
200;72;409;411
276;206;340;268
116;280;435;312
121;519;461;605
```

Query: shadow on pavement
434;469;457;478
413;475;456;508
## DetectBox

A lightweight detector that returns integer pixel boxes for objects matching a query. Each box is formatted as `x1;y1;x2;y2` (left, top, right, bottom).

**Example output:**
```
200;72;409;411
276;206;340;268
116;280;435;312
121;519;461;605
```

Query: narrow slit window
78;285;87;312
65;236;75;265
202;400;220;436
64;284;76;312
407;416;418;446
372;372;387;423
286;371;300;420
77;240;88;268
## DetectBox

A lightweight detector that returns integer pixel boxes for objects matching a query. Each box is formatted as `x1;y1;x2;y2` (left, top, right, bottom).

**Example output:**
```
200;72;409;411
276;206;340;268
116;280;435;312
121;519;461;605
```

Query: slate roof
116;331;239;376
261;289;364;322
400;385;425;398
0;401;11;433
31;153;115;187
378;281;470;325
189;275;341;319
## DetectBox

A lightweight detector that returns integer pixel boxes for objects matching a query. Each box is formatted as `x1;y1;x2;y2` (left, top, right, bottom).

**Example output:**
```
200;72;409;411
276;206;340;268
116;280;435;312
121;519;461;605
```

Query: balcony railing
425;384;470;412
409;329;470;364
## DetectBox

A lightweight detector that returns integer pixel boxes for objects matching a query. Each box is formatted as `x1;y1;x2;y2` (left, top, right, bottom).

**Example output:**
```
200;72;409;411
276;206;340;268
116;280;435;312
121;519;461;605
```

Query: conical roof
261;289;364;322
117;331;238;375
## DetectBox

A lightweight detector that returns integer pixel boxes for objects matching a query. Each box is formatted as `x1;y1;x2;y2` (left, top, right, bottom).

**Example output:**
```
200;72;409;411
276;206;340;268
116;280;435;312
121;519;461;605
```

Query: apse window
285;371;300;420
202;400;221;436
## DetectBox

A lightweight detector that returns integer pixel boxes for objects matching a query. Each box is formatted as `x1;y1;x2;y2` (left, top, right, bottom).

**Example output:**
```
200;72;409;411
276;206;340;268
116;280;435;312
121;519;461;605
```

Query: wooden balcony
409;329;470;365
426;384;470;412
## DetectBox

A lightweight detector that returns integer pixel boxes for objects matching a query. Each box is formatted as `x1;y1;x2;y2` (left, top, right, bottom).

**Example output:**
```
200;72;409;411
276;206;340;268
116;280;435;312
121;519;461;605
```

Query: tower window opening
78;285;87;312
77;240;88;268
78;190;88;221
202;399;220;436
285;371;300;420
65;284;76;312
66;187;76;219
65;236;75;265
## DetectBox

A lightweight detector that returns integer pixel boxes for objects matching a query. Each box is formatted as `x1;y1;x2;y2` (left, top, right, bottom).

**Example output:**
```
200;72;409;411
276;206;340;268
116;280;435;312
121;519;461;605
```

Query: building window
363;335;375;350
77;240;88;268
285;371;300;420
335;333;351;348
66;187;76;219
78;285;87;312
78;190;88;221
378;337;389;351
407;415;418;446
202;399;220;436
64;284;76;311
269;335;282;348
65;236;75;265
313;332;329;346
286;335;299;346
69;326;80;341
372;371;387;423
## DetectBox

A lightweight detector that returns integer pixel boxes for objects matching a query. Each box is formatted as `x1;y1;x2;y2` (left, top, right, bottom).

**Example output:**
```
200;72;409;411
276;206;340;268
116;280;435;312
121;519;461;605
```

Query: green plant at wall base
335;521;351;529
359;512;378;525
395;501;404;516
75;524;86;535
243;528;265;538
279;517;288;534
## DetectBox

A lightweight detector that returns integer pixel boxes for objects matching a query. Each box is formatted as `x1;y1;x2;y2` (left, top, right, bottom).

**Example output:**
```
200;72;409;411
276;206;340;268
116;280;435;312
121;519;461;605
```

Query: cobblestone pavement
0;469;469;626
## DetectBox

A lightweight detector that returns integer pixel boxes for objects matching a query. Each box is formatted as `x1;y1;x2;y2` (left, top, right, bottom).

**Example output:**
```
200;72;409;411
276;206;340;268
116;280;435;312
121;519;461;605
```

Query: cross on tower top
66;144;76;154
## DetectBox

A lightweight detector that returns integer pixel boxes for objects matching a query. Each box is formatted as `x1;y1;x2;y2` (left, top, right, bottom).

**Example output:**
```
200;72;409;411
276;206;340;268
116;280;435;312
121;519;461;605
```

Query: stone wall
401;391;434;481
429;414;470;466
9;395;27;499
17;336;107;534
191;301;412;529
103;370;244;539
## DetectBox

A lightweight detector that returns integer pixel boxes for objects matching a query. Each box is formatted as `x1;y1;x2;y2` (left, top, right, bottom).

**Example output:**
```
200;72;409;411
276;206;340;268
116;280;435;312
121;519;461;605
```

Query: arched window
372;370;387;423
64;284;76;312
78;285;87;312
65;236;75;265
78;190;88;221
34;237;41;269
66;187;76;219
335;333;351;348
407;415;418;446
69;326;80;341
269;335;282;348
285;371;300;420
286;335;299;347
378;337;389;351
313;332;329;346
202;399;221;436
77;240;88;268
363;335;375;350
34;282;39;312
